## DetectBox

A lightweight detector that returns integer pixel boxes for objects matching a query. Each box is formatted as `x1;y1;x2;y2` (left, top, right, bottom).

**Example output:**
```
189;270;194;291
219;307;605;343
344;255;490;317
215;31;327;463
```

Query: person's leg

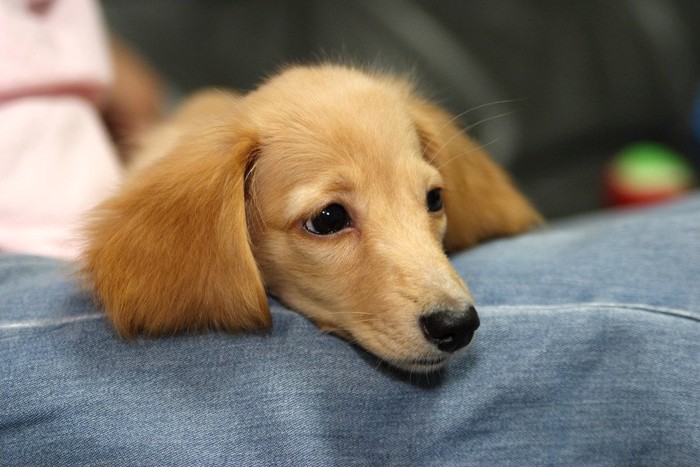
1;195;698;465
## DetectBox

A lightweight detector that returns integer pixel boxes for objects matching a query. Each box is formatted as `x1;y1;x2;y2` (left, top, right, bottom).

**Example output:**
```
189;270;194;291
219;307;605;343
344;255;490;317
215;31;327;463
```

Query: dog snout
420;305;480;353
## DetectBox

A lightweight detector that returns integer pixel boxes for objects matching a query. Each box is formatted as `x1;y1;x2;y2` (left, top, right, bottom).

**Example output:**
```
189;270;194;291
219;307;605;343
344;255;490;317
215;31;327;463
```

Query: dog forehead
281;85;426;154
251;135;441;229
250;67;416;142
253;107;435;192
246;68;443;217
270;95;413;145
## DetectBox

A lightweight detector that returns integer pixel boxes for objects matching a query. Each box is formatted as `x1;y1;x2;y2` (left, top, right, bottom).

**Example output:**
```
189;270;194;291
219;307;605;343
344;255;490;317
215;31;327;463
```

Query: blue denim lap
1;196;698;465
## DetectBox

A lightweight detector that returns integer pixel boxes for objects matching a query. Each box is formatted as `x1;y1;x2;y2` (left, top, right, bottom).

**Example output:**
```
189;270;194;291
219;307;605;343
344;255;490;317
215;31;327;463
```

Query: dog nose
420;305;480;353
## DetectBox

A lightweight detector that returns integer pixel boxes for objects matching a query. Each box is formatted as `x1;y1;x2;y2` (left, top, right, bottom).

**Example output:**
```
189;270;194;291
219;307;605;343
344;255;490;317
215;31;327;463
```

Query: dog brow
284;179;354;218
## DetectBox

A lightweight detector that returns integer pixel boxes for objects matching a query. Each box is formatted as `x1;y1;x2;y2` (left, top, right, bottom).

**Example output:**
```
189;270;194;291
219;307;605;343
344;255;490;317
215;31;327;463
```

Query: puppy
80;65;541;372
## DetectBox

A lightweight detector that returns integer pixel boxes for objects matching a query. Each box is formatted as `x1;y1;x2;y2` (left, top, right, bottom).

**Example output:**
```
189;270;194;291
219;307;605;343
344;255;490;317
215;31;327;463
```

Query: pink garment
0;0;121;259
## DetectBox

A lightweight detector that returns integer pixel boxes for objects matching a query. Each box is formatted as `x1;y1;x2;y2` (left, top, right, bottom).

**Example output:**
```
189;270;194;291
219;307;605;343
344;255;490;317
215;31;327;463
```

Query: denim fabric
1;196;699;466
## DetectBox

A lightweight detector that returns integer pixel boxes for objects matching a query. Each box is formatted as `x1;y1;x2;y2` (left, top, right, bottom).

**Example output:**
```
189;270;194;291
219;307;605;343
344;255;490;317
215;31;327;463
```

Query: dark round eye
304;204;351;235
427;188;443;212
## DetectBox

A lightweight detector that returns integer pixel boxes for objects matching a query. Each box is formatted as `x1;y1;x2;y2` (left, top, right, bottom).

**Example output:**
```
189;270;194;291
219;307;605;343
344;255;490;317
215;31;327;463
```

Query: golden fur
80;65;541;372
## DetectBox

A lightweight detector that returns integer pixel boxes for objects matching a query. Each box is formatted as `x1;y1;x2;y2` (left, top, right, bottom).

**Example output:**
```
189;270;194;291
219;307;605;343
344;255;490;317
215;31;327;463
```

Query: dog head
81;65;541;372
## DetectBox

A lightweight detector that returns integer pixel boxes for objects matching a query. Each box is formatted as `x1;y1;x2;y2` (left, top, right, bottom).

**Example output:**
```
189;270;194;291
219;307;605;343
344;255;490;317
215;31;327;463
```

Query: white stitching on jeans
0;312;103;330
482;302;699;322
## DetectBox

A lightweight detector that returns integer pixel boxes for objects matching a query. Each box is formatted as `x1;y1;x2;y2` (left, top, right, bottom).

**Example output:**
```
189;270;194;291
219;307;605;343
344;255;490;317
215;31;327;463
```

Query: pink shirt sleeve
0;0;122;260
0;0;112;103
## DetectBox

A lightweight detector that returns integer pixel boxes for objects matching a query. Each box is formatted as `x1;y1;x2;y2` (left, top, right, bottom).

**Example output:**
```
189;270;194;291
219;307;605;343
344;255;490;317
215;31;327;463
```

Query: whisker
422;99;522;161
341;311;376;317
435;136;503;171
374;356;386;373
463;109;518;133
428;109;517;165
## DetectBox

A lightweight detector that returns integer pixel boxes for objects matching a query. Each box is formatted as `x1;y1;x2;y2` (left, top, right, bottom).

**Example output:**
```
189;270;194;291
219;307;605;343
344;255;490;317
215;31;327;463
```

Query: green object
614;142;695;190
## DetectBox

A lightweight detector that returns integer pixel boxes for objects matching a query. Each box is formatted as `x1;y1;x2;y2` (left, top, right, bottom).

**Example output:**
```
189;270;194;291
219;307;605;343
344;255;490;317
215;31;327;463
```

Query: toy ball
604;142;696;206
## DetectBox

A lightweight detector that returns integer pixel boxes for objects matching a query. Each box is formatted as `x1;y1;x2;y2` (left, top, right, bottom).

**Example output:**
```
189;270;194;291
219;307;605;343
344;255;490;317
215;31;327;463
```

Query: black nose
420;306;480;353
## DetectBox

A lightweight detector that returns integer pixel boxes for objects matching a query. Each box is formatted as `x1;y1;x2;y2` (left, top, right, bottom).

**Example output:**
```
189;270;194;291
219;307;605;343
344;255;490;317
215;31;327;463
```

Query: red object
603;170;686;207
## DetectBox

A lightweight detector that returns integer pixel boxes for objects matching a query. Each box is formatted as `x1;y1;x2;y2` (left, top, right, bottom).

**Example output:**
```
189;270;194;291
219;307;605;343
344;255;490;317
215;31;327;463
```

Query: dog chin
389;355;450;374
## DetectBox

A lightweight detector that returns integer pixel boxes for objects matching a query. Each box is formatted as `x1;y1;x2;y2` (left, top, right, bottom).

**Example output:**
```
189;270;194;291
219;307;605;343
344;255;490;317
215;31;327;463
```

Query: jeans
1;195;699;466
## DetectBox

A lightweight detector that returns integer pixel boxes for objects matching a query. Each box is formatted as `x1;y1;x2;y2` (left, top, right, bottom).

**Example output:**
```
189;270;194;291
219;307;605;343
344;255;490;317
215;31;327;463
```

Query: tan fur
80;65;540;369
408;97;543;251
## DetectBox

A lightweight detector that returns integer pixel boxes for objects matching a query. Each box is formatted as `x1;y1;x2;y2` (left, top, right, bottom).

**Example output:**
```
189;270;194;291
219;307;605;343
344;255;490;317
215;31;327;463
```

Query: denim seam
484;302;700;322
0;312;103;330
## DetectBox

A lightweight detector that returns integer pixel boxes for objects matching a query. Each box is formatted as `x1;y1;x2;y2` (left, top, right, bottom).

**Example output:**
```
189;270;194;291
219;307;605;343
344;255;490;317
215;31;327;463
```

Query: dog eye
426;188;443;212
304;204;351;235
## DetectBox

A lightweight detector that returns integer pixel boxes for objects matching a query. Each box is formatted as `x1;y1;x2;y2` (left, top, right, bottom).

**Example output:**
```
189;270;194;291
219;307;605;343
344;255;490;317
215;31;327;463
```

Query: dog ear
410;98;543;252
80;118;271;338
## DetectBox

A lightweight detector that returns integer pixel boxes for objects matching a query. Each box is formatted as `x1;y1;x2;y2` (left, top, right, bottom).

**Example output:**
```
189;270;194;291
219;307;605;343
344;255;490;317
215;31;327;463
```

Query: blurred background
103;0;700;219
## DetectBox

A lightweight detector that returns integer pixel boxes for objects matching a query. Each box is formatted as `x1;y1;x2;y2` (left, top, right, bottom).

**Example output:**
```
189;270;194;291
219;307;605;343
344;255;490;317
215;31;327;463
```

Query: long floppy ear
410;98;543;252
80;114;270;337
